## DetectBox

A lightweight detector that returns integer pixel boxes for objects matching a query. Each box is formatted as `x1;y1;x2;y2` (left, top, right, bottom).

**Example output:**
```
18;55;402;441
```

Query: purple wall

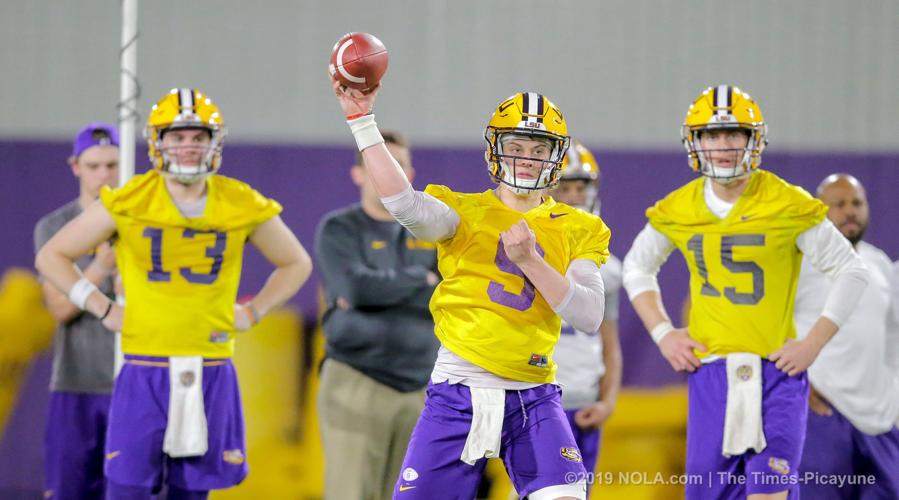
2;139;898;493
3;140;899;388
0;354;51;497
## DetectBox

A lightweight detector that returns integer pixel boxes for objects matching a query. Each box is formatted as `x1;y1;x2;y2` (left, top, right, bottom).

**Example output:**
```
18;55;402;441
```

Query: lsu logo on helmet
145;88;226;184
681;85;767;181
484;92;570;194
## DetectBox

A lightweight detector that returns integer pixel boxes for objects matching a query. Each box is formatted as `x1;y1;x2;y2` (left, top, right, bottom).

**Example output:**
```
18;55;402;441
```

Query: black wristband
98;301;114;320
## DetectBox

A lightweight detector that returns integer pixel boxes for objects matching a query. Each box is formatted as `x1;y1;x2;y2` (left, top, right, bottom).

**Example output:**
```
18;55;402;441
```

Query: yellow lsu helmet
484;92;570;194
556;140;601;213
681;85;767;181
145;88;225;183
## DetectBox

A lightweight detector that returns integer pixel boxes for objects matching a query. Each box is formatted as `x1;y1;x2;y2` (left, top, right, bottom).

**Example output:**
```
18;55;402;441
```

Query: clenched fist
500;220;538;264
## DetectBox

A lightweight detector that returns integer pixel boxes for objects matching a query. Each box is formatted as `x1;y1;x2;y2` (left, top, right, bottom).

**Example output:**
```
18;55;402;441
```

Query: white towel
460;387;505;465
113;294;125;379
162;356;208;458
113;332;124;379
722;353;766;457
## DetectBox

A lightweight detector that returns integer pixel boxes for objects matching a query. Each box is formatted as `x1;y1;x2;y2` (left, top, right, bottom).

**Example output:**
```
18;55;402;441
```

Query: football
328;32;389;91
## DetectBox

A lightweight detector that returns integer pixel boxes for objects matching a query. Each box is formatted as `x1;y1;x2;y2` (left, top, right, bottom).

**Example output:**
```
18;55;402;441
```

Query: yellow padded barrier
0;268;54;433
486;386;688;500
213;307;321;499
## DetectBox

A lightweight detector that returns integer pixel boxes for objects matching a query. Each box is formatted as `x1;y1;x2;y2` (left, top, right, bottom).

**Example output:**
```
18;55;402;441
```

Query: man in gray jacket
315;130;439;500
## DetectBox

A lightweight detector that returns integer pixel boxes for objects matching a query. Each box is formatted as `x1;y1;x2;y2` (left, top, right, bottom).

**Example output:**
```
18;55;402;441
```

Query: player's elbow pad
821;262;869;327
555;260;606;333
622;272;661;301
381;186;459;242
621;223;671;300
557;283;605;333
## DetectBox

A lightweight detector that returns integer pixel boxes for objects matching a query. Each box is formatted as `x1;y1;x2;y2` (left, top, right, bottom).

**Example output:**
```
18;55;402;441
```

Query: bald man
794;173;899;499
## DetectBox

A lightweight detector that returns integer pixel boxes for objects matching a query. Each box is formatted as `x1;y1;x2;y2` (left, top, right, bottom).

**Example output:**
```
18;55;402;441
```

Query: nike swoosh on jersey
549;213;568;219
106;451;121;460
399;485;416;492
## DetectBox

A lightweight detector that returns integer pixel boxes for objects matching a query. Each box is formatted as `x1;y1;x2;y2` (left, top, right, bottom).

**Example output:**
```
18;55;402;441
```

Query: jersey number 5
143;227;227;284
686;234;765;305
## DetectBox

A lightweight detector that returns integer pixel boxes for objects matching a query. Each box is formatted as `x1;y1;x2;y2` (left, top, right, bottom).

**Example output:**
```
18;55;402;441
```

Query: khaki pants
318;358;426;500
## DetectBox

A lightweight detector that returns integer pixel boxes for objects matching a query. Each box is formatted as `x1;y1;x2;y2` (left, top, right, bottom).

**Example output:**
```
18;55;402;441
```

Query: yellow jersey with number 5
100;170;282;358
647;169;827;358
425;185;611;383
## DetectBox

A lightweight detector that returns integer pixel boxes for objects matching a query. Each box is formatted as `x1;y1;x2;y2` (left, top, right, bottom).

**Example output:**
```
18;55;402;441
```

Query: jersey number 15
687;234;765;305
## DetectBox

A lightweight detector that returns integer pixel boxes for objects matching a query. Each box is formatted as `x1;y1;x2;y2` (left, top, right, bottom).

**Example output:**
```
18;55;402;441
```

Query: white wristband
650;321;675;345
68;277;99;310
347;113;384;151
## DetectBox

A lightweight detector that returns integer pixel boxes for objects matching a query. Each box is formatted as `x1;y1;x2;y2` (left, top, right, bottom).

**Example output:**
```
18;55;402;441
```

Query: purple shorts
564;408;601;491
104;355;248;491
686;359;808;499
801;407;899;499
394;382;586;499
44;392;111;500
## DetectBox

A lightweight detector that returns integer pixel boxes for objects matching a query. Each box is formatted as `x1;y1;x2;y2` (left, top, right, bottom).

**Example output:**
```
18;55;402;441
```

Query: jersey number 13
142;227;227;285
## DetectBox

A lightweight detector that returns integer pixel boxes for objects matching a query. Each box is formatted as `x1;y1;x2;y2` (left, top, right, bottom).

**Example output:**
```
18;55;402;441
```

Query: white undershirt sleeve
553;259;605;334
380;185;460;242
622;223;676;300
796;219;869;327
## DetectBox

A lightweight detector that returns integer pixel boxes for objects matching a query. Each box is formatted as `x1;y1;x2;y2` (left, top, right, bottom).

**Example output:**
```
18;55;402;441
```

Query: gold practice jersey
101;170;282;358
647;170;827;357
425;185;610;383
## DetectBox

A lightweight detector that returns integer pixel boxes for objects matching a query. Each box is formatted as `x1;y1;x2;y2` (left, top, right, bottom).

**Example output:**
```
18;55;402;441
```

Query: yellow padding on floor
486;386;688;500
212;307;321;499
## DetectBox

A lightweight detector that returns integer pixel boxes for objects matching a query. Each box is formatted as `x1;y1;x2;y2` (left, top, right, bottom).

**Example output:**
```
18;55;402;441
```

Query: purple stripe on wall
2;140;898;492
3;140;898;386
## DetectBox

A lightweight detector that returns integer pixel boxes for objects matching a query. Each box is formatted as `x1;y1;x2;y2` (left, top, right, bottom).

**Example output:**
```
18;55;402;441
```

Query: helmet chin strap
702;158;750;182
163;162;211;184
499;175;540;195
158;139;221;185
498;158;555;194
696;141;752;184
710;173;748;186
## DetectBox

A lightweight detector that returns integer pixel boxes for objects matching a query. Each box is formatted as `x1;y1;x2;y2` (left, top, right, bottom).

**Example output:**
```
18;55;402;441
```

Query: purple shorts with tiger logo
104;355;248;490
686;359;807;499
393;381;587;499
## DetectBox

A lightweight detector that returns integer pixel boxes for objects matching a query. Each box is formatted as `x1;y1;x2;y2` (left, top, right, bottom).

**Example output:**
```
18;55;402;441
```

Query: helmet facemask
683;122;766;185
151;125;225;184
486;130;569;195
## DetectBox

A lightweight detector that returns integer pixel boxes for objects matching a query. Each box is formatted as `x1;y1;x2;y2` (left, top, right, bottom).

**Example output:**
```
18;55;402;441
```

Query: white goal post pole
114;0;138;378
118;0;138;186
